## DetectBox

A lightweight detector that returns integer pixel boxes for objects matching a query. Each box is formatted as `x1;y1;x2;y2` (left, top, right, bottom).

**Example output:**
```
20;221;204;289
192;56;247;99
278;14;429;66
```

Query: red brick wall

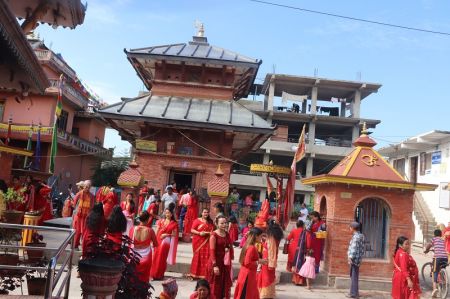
136;152;232;194
0;154;13;182
313;184;414;280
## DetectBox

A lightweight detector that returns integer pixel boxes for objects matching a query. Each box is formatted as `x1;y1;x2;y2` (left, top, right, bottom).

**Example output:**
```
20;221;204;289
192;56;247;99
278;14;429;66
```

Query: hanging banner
136;140;157;152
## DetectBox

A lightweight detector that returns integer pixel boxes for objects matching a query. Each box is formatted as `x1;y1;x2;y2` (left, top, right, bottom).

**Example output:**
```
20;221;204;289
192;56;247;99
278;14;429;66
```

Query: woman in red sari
190;208;214;279
234;227;265;299
183;191;199;240
258;220;284;299
310;211;325;273
129;211;158;283
206;215;234;299
392;236;421;299
102;188;117;220
34;183;53;225
151;204;179;280
82;203;106;258
228;216;239;244
286;220;304;271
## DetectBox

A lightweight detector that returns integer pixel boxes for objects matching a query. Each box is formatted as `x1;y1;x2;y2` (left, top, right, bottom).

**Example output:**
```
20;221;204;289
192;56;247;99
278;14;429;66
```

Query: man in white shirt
162;186;178;210
298;202;309;222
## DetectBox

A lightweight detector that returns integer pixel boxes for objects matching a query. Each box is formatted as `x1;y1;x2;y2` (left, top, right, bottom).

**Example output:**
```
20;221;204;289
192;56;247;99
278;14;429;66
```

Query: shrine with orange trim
302;124;436;288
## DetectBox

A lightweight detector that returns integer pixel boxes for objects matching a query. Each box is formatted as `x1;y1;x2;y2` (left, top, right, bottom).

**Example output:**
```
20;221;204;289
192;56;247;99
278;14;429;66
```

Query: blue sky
36;0;450;155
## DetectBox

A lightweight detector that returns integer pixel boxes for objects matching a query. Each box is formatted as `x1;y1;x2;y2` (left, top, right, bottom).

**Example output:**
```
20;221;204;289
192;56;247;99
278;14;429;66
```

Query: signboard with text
136;140;157;152
432;151;442;165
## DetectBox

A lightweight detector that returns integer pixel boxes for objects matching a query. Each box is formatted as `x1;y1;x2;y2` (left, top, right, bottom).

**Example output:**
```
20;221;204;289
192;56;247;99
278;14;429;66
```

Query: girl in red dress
257;220;284;298
190;208;214;279
129;211;158;283
234;227;265;299
310;211;325;273
183;191;199;240
228;216;239;244
392;236;421;299
150;204;179;280
105;206;128;251
102;188;118;220
206;215;234;299
82;203;106;258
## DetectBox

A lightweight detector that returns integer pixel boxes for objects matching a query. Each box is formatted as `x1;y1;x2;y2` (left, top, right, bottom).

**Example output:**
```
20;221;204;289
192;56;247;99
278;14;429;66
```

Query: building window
355;197;390;259
393;158;405;177
0;101;4;121
72;127;79;136
419;152;432;176
57;110;69;132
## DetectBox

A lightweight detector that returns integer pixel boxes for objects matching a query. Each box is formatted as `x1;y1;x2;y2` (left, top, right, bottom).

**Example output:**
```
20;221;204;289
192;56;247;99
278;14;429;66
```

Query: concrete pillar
259;187;266;201
263;152;270;164
308;122;316;145
310;86;318;115
306;157;314;177
352;90;361;118
352;124;360;142
267;78;275;112
340;101;346;117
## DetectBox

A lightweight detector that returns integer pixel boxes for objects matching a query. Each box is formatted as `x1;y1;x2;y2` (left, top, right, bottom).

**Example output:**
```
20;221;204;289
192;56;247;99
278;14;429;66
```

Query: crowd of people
15;176;450;299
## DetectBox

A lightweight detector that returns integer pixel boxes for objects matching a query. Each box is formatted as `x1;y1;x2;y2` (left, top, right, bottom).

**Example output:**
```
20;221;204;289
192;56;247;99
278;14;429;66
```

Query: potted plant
0;227;21;274
79;234;153;299
26;232;46;262
227;193;239;213
25;259;47;295
0;275;22;295
0;188;25;224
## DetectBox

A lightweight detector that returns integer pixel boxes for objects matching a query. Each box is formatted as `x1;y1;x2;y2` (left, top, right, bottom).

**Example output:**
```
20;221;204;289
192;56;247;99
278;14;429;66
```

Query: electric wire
249;0;450;36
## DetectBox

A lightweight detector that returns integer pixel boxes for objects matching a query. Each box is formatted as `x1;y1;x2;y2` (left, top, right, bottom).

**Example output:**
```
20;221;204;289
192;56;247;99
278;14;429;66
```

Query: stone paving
5;229;436;298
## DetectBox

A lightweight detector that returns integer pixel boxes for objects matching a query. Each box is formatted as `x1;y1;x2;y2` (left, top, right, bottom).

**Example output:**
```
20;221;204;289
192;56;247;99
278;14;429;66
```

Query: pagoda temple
100;26;274;196
302;124;436;288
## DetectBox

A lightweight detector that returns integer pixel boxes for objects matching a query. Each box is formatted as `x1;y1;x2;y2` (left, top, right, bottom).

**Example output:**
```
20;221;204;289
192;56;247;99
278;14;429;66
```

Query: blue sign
432;151;442;164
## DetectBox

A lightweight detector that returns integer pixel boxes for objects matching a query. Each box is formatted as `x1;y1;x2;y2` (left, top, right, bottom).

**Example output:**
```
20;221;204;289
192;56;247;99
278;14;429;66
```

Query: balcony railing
49;79;89;108
58;130;113;158
35;49;77;79
287;137;352;148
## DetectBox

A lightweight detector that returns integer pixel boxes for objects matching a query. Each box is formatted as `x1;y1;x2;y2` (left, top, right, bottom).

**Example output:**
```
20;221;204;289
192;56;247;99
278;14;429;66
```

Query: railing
35;49;77;79
285;137;352;148
58;130;113;157
231;168;302;179
49;79;89;108
0;223;75;299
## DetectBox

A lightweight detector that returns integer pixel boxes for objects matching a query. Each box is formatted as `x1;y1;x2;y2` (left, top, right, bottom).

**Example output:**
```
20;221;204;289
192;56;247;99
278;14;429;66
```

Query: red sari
129;225;158;283
102;191;117;220
34;185;53;225
138;186;149;213
257;237;280;298
310;220;325;269
228;223;239;243
234;245;260;299
286;227;303;271
206;231;234;299
183;195;199;238
146;202;159;226
95;186;110;204
190;218;214;278
392;248;421;299
150;219;178;280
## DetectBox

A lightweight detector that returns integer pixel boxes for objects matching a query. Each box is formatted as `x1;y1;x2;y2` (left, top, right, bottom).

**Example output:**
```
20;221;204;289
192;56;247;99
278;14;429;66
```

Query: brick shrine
302;125;436;286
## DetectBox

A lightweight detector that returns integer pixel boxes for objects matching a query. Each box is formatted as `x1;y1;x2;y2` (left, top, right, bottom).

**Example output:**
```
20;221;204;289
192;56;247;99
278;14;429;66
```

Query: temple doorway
170;171;196;192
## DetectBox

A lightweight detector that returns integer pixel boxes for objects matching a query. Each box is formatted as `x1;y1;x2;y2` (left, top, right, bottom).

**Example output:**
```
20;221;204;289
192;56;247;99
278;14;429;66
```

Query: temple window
355;197;390;259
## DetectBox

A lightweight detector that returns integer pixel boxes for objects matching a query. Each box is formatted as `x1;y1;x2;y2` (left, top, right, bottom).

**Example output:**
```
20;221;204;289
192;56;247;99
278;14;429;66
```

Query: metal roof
379;130;450;157
99;94;274;134
127;36;261;66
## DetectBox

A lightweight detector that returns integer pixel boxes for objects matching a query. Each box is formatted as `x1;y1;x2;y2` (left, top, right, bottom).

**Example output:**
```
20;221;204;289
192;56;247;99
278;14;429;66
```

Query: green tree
91;159;129;187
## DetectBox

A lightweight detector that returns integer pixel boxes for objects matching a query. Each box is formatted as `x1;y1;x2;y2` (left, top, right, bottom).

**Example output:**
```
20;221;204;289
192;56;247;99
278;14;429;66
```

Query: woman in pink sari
150;204;179;280
129;211;158;283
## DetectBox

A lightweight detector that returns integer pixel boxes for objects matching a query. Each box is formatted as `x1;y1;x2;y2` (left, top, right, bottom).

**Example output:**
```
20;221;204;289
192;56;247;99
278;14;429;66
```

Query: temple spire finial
361;122;368;136
194;20;205;37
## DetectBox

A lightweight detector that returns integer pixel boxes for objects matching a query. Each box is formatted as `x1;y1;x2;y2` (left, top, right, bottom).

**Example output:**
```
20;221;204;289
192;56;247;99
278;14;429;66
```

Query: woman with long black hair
150;203;179;280
234;227;266;299
392;236;421;299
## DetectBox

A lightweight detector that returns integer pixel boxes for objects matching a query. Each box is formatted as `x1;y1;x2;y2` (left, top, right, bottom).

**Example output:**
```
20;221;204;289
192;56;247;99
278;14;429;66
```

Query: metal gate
355;198;390;259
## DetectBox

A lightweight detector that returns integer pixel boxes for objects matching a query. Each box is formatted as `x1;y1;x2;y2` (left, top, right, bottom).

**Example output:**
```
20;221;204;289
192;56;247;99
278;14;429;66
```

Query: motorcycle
51;192;65;218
